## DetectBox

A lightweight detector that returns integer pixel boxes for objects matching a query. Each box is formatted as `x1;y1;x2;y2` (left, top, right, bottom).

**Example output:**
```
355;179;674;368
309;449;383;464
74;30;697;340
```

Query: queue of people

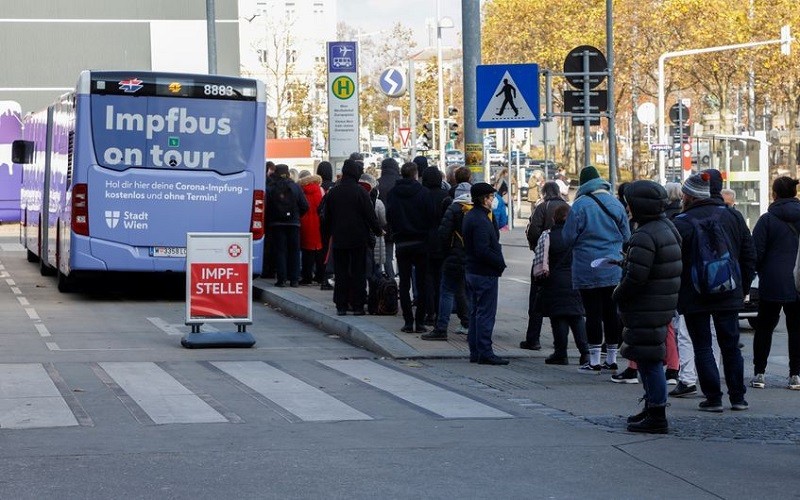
262;155;800;434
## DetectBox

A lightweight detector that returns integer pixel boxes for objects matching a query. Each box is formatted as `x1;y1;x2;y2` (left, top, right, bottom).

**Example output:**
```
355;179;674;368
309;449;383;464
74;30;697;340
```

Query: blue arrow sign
379;67;407;98
476;64;540;129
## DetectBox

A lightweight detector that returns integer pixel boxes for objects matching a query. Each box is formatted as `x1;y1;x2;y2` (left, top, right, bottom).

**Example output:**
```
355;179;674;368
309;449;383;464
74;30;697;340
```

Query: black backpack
270;179;297;222
368;275;398;315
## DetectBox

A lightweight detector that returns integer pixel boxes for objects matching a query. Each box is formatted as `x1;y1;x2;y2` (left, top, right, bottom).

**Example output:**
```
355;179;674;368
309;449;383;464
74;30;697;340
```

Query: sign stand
181;232;255;349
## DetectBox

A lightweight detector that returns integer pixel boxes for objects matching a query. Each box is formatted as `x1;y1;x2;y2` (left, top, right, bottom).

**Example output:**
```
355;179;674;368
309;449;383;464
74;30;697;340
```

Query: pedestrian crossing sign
476;64;540;129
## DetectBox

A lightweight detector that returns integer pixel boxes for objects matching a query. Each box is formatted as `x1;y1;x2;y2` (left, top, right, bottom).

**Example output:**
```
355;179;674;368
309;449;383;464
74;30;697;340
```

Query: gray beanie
681;173;710;199
454;182;472;199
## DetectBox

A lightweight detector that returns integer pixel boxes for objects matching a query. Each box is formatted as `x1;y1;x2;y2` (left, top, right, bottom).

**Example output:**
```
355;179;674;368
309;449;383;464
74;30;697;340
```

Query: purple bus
15;71;266;291
0;101;22;222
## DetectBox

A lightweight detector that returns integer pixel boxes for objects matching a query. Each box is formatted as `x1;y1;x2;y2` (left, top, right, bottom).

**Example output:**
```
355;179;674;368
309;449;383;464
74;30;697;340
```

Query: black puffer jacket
536;223;584;317
615;181;683;363
386;178;435;245
322;160;381;249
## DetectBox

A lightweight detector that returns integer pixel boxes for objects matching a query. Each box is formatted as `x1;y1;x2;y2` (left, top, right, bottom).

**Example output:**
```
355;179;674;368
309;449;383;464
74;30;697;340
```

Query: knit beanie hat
454;182;472;199
682;172;710;199
579;165;600;185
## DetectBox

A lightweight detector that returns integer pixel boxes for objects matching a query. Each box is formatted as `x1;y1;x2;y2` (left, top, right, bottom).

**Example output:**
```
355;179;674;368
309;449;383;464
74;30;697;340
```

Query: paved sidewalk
253;223;567;360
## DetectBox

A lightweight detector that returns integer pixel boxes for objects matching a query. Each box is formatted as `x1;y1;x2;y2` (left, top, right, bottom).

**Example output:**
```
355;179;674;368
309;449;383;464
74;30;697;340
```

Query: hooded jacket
386;177;435;246
316;161;334;193
752;197;800;302
298;175;323;250
412;155;429;179
423;167;452;259
613;181;683;362
322;160;381;249
438;192;472;278
527;183;569;250
562;177;631;289
266;166;309;227
673;197;756;314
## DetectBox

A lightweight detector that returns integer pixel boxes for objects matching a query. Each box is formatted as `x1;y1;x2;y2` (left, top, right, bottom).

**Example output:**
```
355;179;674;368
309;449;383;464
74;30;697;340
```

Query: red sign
398;127;411;146
189;263;249;319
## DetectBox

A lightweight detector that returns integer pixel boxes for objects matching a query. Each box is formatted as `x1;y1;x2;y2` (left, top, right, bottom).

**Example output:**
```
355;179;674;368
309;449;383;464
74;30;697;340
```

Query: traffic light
681;139;692;171
448;106;458;117
421;122;433;150
448;120;459;141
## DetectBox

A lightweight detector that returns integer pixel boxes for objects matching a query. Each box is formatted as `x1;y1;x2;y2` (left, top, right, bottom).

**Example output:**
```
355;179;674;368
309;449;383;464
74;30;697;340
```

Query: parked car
740;275;759;329
488;148;506;166
445;149;465;165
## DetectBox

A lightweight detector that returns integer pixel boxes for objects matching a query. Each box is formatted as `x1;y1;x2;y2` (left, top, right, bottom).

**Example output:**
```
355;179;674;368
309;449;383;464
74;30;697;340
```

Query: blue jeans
466;273;499;360
684;310;746;404
436;272;469;331
638;360;667;407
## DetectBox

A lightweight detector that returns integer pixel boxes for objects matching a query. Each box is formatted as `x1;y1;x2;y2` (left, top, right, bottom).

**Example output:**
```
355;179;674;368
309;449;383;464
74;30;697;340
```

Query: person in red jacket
298;171;324;285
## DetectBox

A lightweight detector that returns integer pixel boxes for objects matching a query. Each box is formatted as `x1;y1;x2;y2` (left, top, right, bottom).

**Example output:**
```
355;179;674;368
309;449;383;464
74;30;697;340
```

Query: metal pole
409;59;417;159
582;51;591;168
461;0;482;181
206;0;218;74
436;0;446;167
657;55;666;183
606;0;618;188
545;70;552;180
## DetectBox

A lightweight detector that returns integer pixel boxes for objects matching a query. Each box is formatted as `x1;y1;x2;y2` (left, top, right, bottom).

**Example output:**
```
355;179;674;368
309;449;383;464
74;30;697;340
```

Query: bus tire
57;271;74;293
27;249;38;263
40;258;56;277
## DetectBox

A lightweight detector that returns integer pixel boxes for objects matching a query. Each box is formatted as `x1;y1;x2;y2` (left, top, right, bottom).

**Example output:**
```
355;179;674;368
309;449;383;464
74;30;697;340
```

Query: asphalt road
1;229;799;499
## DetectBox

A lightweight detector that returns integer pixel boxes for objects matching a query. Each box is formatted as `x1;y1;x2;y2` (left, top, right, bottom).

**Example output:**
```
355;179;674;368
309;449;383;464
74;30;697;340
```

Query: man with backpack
266;164;309;287
422;181;472;341
673;172;756;412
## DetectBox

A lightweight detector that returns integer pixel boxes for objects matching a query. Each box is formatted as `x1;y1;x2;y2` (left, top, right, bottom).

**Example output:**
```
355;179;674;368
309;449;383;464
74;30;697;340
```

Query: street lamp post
387;105;403;150
657;26;793;182
436;0;454;169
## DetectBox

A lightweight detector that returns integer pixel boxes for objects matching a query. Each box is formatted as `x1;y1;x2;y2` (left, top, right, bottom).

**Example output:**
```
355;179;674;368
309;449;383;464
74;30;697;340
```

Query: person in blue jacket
562;166;631;373
463;182;508;365
751;176;800;391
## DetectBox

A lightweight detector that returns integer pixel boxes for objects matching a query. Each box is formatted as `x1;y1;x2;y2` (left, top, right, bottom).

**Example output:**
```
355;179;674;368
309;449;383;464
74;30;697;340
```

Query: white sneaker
750;373;766;389
788;375;800;391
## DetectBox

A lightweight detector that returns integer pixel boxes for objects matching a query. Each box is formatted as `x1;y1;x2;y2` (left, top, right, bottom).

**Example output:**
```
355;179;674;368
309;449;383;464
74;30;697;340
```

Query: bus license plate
150;246;187;258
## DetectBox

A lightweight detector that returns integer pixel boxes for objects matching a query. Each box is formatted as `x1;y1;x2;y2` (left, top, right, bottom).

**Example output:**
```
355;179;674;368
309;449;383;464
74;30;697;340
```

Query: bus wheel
27;249;38;263
57;271;74;293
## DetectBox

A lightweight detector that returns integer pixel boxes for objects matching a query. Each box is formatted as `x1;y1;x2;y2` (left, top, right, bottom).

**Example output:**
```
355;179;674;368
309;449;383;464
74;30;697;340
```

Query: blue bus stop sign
379;67;407;98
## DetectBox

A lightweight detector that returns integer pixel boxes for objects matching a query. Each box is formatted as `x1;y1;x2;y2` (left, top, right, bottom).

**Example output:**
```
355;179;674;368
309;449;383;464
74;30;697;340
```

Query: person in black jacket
522;181;569;351
377;158;401;277
614;180;682;433
673;172;756;412
422;182;472;341
422;167;451;326
537;204;589;365
386;162;435;332
316;161;335;193
664;182;682;220
463;182;508;365
751;176;800;390
322;159;382;315
266;164;309;287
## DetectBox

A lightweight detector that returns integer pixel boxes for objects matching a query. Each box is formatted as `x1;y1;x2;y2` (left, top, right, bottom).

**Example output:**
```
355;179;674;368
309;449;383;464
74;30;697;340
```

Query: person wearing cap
462;182;509;365
562;166;631;373
673;171;756;412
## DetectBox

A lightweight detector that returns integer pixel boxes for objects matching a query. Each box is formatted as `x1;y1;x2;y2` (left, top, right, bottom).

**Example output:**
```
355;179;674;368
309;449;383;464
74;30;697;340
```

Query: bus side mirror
11;140;34;164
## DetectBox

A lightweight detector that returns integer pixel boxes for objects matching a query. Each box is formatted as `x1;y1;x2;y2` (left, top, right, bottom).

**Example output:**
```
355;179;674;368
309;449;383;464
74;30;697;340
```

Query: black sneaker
544;354;568;365
731;400;749;411
669;381;697;398
698;399;724;413
611;367;639;384
519;341;541;351
421;329;448;341
478;355;510;365
602;362;619;374
400;324;414;333
578;363;601;374
665;369;679;385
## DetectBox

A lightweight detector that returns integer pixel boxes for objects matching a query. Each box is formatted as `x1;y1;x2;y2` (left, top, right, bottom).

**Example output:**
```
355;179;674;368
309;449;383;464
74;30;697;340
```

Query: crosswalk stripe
213;361;371;422
321;360;513;419
99;362;228;425
0;363;79;429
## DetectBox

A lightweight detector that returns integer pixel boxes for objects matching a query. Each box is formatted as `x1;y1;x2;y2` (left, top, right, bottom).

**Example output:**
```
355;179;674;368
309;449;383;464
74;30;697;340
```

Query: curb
252;283;420;359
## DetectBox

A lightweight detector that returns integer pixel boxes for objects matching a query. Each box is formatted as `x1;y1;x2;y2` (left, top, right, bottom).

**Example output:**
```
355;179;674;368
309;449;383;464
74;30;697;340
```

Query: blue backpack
689;206;741;294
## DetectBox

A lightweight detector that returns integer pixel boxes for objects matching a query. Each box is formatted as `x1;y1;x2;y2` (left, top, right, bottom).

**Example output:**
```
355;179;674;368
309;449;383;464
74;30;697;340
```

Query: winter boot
627;405;668;434
626;400;649;424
